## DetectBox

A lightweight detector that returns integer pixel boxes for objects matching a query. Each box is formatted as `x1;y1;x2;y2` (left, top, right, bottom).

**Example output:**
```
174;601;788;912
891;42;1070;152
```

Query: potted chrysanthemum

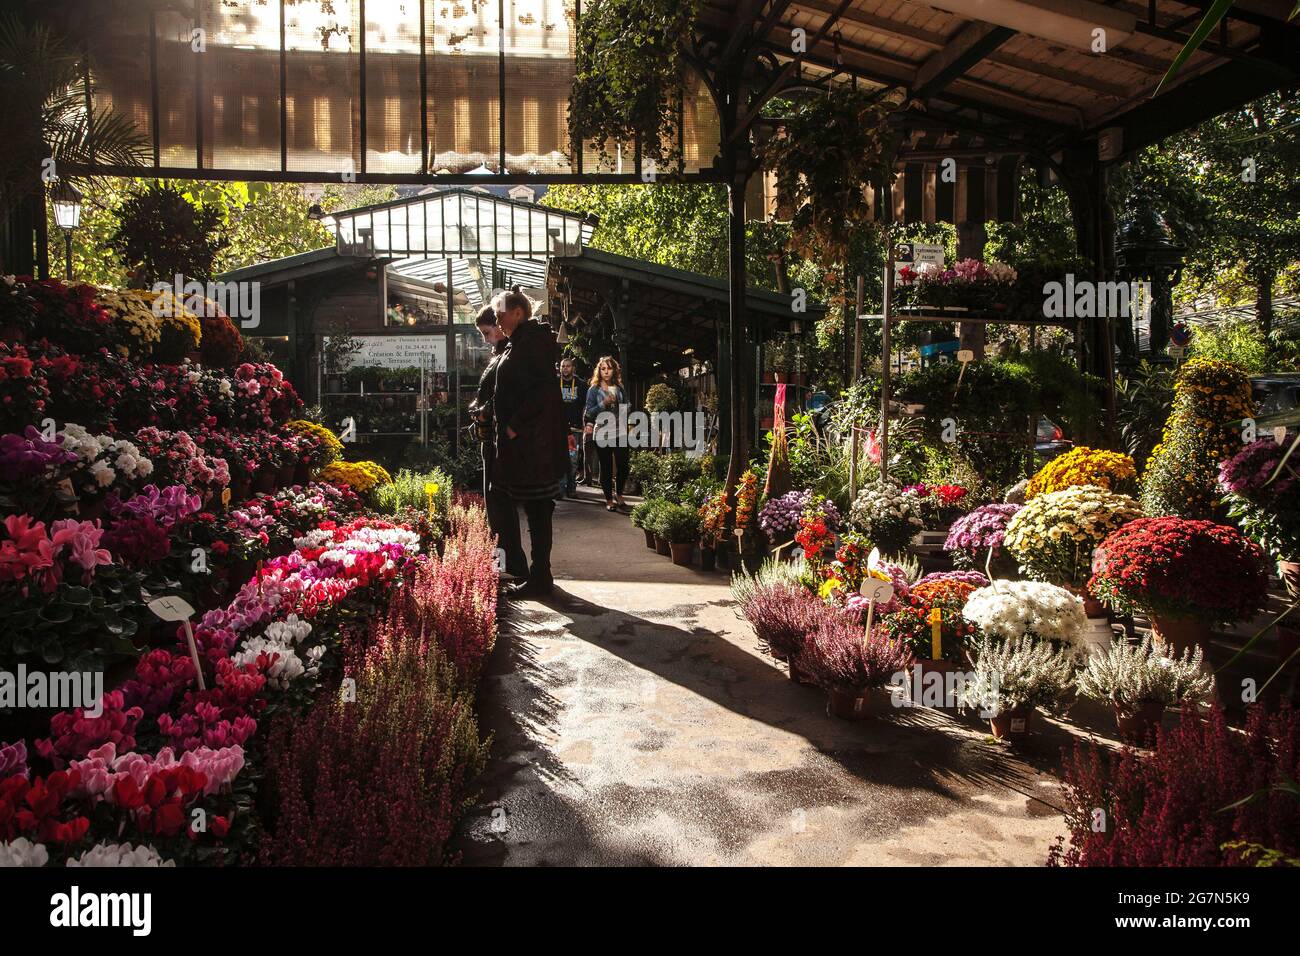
848;480;925;556
803;617;914;720
957;636;1078;739
944;503;1021;576
961;580;1089;652
1075;636;1214;742
1089;516;1269;655
661;503;701;567
1002;484;1142;613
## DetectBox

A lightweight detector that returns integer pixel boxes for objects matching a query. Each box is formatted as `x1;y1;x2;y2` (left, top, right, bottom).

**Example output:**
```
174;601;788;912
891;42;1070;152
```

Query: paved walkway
456;488;1082;866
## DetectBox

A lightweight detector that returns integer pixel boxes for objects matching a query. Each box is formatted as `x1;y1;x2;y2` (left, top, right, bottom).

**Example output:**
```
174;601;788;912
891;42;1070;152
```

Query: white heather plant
729;555;805;608
1075;637;1214;710
962;581;1088;648
957;636;1079;717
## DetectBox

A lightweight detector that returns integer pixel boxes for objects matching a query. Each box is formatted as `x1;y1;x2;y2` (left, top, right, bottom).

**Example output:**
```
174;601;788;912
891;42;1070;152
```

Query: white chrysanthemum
0;837;49;867
963;580;1087;646
66;841;175;868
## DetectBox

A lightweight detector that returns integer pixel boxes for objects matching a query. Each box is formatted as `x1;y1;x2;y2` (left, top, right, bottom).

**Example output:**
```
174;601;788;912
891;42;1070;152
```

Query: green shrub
659;502;702;543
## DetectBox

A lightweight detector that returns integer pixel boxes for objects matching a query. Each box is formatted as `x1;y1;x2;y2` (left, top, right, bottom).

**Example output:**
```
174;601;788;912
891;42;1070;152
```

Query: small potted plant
763;337;792;384
960;580;1088;653
944;503;1021;576
957;636;1078;740
1075;636;1214;742
698;491;730;572
803;616;914;720
631;499;658;550
645;500;672;556
1089;516;1269;656
661;503;701;567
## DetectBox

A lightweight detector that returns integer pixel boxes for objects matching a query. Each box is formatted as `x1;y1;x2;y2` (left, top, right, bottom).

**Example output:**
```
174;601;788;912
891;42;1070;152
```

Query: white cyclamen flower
66;842;175;867
0;837;49;867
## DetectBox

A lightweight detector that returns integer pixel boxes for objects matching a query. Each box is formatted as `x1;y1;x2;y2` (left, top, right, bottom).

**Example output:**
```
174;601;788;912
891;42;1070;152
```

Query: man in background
558;357;584;499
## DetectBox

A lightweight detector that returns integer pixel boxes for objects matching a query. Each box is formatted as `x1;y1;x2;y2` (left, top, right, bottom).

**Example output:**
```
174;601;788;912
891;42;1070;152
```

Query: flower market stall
0;276;499;868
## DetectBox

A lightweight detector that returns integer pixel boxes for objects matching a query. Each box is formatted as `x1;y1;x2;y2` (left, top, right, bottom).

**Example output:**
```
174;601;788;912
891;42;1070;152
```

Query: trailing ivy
569;0;700;167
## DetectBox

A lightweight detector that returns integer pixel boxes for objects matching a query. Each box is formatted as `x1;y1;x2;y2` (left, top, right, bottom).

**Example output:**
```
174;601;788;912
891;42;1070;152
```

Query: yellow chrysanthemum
1027;446;1137;499
320;459;392;493
285;420;343;466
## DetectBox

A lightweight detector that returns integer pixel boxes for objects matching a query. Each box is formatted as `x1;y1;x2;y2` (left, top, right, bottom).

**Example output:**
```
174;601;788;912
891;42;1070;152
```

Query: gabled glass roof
327;188;595;260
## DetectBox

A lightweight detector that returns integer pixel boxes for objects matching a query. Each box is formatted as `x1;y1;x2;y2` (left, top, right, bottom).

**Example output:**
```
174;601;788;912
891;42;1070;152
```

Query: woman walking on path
585;356;630;513
469;306;529;582
491;286;568;598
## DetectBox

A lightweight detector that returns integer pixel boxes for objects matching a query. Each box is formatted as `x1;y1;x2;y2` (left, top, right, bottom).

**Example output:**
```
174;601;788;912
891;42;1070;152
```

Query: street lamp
51;180;83;280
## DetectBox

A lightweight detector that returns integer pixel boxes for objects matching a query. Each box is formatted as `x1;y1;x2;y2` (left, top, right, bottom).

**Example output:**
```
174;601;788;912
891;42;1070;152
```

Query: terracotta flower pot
1151;615;1213;657
787;653;814;684
827;685;894;721
909;659;962;710
700;546;716;572
988;706;1034;739
766;642;789;662
276;462;296;487
1279;560;1300;600
293;461;313;486
655;536;671;556
669;542;694;566
643;529;656;550
1114;699;1165;743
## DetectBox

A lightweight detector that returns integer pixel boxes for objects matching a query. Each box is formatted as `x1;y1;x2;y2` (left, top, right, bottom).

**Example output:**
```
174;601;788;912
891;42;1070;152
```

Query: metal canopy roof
51;0;1298;188
548;247;825;375
326;187;595;259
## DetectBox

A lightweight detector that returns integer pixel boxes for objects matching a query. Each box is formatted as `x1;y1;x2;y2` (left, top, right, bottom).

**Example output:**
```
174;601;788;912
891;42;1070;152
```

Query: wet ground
452;487;1107;867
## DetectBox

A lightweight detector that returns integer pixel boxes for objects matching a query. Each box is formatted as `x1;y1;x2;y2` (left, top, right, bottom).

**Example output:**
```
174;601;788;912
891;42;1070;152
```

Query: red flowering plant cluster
1049;704;1300;867
199;308;244;369
0;769;91;851
232;362;302;429
902;482;969;526
0;342;54;433
22;278;117;353
794;509;836;563
878;592;979;664
1089;516;1269;623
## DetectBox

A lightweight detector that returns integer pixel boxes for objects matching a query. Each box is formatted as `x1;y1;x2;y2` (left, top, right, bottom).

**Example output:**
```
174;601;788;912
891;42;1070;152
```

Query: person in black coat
490;286;568;597
468;306;528;581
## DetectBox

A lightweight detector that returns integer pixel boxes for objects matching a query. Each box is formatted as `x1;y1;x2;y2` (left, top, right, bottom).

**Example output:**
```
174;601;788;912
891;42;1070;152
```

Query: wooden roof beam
912;22;1017;100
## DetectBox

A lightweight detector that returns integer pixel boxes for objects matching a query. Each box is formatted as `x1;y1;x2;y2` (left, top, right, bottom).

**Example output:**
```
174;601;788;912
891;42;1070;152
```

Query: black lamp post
51;180;83;281
1116;202;1185;358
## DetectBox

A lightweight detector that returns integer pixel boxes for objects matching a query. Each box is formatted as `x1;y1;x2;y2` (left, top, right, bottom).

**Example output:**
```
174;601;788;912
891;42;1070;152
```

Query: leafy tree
1115;93;1300;334
109;182;227;283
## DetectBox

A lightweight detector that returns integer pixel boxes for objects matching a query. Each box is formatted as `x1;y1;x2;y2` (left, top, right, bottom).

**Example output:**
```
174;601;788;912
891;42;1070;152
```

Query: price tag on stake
1275;426;1288;443
148;596;205;692
858;578;894;604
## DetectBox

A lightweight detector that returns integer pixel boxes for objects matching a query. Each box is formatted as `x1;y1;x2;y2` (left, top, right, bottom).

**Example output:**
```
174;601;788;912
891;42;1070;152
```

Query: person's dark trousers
583;432;599;484
482;449;528;578
596;444;629;501
519;497;555;583
486;488;529;578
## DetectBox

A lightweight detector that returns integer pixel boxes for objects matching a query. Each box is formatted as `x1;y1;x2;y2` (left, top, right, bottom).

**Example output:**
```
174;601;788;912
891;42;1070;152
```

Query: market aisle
455;488;1072;866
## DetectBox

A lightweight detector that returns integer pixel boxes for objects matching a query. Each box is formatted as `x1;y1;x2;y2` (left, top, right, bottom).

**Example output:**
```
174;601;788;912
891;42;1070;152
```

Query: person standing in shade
584;355;630;512
490;286;567;598
468;306;528;581
558;357;584;499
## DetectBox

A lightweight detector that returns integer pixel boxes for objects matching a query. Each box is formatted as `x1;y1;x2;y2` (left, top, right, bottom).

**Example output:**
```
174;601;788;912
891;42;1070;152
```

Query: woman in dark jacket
468;306;528;581
490;286;567;597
